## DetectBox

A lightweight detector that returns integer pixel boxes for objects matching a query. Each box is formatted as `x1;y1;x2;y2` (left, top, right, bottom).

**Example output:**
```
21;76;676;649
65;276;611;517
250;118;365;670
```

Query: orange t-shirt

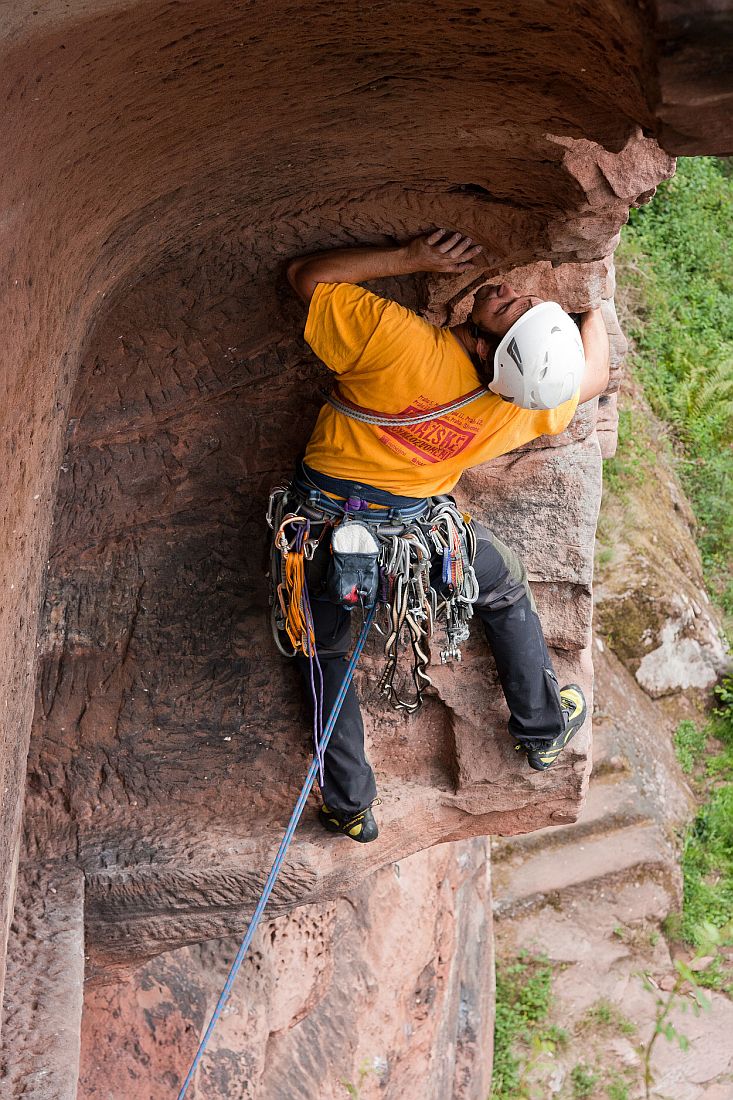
303;282;579;496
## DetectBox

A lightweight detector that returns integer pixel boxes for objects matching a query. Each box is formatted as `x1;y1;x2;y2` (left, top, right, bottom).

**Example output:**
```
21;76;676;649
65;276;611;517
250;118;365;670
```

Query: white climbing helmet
491;301;586;410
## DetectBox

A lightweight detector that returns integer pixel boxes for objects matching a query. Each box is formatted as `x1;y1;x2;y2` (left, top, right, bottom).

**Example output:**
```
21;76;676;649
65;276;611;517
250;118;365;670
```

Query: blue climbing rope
176;602;376;1098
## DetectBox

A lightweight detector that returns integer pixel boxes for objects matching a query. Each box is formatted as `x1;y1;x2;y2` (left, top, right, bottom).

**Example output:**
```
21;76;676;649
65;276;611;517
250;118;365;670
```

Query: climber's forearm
287;231;482;303
578;307;610;403
287;246;413;303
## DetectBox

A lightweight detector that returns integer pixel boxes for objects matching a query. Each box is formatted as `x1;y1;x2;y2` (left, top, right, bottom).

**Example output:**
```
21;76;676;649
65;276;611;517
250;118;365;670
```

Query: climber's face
471;283;544;338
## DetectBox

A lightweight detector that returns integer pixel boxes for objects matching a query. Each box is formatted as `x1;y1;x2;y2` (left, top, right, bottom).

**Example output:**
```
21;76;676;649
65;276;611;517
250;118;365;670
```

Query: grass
595;400;657;563
605;158;733;991
615;157;733;625
607;1081;630;1100
570;1063;599;1098
668;678;733;989
490;952;561;1099
601;405;656;499
673;719;709;774
490;960;636;1098
582;998;636;1037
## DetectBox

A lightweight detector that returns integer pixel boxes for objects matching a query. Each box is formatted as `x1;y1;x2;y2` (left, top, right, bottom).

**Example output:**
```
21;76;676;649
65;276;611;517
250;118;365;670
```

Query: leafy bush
570;1062;599;1098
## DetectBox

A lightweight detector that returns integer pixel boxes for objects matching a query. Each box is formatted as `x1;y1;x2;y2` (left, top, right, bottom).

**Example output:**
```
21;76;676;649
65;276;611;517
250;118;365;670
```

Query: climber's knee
471;521;537;614
474;572;528;612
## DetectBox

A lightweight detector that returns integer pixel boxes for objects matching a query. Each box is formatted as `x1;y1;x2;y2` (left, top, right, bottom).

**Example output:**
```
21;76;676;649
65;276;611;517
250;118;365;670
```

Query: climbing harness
322;383;489;426
267;471;479;714
175;602;376;1100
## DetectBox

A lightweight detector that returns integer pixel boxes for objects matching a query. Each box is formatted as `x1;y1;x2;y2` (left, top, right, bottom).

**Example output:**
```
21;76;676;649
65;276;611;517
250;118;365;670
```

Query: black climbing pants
296;519;564;816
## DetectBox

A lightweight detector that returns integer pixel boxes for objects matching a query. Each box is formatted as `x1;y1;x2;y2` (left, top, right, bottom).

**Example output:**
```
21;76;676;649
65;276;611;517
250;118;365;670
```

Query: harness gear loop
268;482;479;713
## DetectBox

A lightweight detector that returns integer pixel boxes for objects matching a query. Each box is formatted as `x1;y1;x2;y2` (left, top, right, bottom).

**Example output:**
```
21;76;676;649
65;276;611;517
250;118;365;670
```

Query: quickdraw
267;484;478;713
376;530;434;713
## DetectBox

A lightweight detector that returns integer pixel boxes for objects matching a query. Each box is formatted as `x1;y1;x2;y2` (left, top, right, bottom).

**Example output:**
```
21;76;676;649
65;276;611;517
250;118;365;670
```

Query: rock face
0;864;85;1100
77;839;493;1100
594;381;729;701
0;0;731;1093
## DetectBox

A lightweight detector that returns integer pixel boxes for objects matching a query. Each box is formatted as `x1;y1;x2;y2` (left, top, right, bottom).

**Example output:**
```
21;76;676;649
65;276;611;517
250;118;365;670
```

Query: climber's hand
287;230;483;304
403;230;483;274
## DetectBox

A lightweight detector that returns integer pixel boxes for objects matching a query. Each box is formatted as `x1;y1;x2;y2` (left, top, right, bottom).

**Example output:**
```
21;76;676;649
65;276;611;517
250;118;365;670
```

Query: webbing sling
322;384;489;426
175;603;376;1099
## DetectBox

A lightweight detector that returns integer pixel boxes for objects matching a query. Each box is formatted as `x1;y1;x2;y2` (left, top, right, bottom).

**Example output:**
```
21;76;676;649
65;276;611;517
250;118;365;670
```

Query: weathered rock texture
1;0;732;1091
0;864;85;1100
19;244;613;983
77;839;492;1100
594;379;729;701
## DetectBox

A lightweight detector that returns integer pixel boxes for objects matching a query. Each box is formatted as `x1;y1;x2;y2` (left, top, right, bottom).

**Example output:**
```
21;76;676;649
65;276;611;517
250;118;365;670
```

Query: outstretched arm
578;308;610;404
286;230;482;304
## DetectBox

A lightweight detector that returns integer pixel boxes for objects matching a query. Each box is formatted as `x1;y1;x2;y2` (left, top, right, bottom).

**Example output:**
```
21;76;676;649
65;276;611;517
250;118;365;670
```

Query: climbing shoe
515;684;587;772
318;802;379;843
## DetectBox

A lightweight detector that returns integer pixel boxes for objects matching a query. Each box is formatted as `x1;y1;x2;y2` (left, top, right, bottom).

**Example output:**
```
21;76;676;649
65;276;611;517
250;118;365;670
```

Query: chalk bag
327;522;380;609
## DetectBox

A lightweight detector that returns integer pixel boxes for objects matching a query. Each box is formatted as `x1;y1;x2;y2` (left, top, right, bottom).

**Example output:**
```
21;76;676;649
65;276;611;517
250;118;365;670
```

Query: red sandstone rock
0;864;85;1099
77;840;492;1100
11;250;596;984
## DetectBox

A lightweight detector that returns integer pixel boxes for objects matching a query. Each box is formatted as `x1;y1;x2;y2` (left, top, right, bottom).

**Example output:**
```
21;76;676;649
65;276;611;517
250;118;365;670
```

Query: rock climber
280;229;610;843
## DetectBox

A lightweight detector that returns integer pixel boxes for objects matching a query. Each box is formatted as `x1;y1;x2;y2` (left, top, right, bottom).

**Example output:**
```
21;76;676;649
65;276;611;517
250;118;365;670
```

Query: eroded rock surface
78;840;492;1100
0;864;85;1100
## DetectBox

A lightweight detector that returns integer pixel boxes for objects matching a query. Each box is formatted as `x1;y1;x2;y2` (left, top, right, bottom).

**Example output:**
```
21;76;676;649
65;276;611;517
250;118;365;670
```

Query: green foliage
583;998;636;1036
615;160;733;1001
673;719;709;774
607;1081;630;1100
617;157;733;619
570;1062;599;1098
490;952;556;1099
670;678;733;988
680;785;733;948
714;674;733;716
602;407;653;496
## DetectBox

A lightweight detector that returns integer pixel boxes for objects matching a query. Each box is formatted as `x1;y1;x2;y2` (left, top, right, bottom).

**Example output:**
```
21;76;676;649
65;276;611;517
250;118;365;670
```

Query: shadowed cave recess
0;1;732;1096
